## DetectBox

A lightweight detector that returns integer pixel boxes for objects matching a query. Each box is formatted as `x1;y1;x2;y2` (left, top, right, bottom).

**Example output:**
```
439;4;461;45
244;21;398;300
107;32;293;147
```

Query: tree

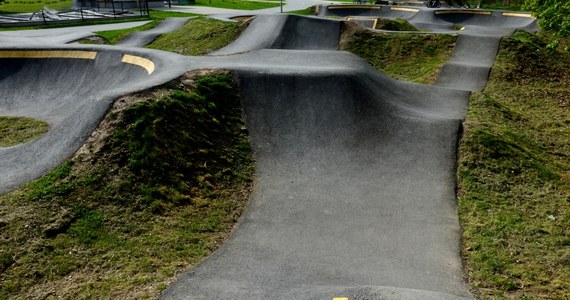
524;0;570;47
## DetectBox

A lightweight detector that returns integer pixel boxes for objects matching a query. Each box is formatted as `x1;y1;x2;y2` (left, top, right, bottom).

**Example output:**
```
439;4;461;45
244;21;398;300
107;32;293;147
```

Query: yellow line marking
390;7;419;12
502;12;533;18
435;10;492;15
0;50;97;59
328;5;380;9
333;298;349;300
121;54;155;75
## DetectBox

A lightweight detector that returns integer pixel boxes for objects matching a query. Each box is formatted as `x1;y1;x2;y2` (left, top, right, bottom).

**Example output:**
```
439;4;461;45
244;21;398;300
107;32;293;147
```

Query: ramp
0;47;188;194
211;14;341;55
161;50;473;299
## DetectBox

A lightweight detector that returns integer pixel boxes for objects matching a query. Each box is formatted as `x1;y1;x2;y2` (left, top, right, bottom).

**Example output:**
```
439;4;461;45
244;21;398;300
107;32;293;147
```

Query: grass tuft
0;116;49;147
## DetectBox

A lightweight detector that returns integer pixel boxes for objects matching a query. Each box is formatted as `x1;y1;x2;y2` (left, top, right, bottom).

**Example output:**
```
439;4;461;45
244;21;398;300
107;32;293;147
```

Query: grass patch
464;0;524;10
0;17;150;32
458;30;570;298
94;21;157;44
375;18;418;31
0;71;255;299
90;10;197;45
0;116;49;147
184;0;281;10
0;0;71;13
146;17;245;55
288;6;317;16
340;23;457;84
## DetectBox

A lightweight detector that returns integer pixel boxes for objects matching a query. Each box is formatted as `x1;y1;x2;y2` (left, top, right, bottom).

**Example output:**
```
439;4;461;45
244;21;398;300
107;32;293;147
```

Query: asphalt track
0;7;538;300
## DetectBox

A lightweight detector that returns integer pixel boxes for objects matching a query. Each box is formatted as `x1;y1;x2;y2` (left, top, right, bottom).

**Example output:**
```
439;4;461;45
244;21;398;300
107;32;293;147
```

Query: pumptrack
0;8;538;300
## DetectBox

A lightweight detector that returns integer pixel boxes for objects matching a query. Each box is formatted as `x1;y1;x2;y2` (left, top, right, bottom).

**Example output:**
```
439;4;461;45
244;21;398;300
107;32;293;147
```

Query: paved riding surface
162;49;473;299
0;46;189;194
0;7;538;300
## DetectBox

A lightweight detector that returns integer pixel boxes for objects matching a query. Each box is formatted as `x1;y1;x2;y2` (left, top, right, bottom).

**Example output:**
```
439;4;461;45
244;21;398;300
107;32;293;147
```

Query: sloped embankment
0;71;254;299
458;30;570;298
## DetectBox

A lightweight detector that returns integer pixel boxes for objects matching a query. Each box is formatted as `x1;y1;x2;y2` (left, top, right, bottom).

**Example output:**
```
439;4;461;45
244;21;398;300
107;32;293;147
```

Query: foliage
524;0;570;49
0;72;254;299
0;116;49;147
458;30;570;298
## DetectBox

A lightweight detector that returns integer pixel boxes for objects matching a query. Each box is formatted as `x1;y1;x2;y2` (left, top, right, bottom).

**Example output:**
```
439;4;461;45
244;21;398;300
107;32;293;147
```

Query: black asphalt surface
0;7;538;300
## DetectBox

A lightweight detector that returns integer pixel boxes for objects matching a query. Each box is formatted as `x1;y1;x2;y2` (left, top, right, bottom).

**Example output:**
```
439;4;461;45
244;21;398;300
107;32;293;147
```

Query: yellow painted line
333;297;349;300
328;5;380;9
502;12;533;18
121;54;155;75
0;50;97;59
435;10;492;15
390;7;419;12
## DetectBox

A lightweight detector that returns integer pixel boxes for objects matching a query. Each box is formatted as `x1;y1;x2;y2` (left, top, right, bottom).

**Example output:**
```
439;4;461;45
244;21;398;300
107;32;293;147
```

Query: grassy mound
458;30;570;298
0;116;48;147
146;17;246;55
0;71;254;299
90;11;199;45
288;6;317;16
340;23;456;84
375;18;418;31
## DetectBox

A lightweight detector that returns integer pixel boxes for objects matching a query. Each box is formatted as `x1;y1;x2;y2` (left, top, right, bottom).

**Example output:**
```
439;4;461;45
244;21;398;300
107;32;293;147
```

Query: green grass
0;17;151;32
458;30;570;298
341;25;457;84
0;116;49;147
464;0;525;10
145;17;243;55
375;18;418;31
0;0;71;13
94;21;157;44
184;0;281;10
288;6;316;16
91;10;197;45
0;72;254;299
